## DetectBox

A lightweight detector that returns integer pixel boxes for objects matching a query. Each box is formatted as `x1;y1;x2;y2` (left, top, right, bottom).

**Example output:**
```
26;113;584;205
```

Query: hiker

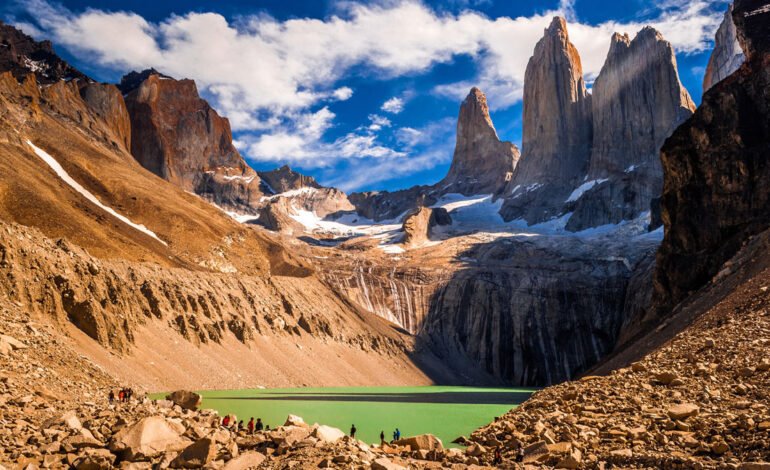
238;420;244;432
392;430;397;442
380;431;385;444
255;418;264;431
108;390;114;404
493;448;502;465
118;389;125;402
350;424;357;438
265;425;270;431
222;415;230;428
395;428;401;441
248;418;255;434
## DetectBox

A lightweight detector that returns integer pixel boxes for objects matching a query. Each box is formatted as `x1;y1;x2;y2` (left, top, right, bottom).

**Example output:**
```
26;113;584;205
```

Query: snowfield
27;141;167;246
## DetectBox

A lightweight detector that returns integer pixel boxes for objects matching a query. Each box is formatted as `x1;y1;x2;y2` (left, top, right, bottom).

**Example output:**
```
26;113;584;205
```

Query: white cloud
381;96;405;114
332;86;354;101
367;114;392;131
13;0;725;186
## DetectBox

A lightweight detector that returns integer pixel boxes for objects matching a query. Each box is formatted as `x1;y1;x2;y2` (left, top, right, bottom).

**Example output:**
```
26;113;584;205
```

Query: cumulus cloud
381;96;405;114
9;0;725;189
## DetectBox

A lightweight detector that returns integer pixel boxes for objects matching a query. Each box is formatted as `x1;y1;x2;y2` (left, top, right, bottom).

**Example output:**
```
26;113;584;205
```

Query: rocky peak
655;0;770;311
513;16;592;187
0;21;88;84
703;5;745;92
121;71;265;213
733;0;770;59
588;26;694;179
438;87;519;196
258;165;321;194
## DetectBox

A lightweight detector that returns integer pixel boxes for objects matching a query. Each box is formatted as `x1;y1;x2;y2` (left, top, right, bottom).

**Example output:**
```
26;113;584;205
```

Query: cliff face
566;28;695;231
419;236;657;386
655;0;770;311
121;70;265;213
703;4;745;92
500;17;593;224
438;88;519;196
513;17;592;188
79;82;132;152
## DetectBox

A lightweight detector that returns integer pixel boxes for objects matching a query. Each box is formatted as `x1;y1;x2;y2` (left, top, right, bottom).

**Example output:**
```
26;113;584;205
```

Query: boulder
667;404;699;421
394;434;443;452
170;438;216;468
371;458;406;470
312;425;345;443
222;451;266;470
165;390;202;411
110;416;189;460
284;415;307;427
72;448;115;470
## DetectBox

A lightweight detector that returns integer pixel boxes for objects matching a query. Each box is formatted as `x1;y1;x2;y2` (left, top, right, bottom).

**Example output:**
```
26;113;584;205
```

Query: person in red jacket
247;417;255;434
222;415;230;428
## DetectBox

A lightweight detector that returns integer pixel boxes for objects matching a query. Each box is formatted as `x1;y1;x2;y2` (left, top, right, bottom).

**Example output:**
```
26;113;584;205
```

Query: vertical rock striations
438;87;519;196
513;17;592;187
120;70;265;214
566;28;695;231
703;5;745;92
655;0;770;311
500;17;592;224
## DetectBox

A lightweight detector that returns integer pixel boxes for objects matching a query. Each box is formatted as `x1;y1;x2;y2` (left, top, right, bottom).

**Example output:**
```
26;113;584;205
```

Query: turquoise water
159;386;534;447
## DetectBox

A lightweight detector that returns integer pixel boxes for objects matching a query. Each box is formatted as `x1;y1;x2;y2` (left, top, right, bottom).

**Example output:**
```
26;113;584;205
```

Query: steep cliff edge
120;70;266;214
703;4;745;92
655;0;770;312
566;27;695;231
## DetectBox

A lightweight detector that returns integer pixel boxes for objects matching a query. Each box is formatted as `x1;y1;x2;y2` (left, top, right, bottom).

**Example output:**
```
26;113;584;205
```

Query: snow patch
27;141;167;246
566;179;608;203
222;174;256;183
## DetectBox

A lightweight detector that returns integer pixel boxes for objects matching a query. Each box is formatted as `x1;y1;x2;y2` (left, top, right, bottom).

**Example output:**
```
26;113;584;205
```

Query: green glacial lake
164;386;534;447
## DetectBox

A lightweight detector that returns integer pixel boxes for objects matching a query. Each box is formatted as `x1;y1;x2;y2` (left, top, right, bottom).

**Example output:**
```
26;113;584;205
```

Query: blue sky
3;0;729;192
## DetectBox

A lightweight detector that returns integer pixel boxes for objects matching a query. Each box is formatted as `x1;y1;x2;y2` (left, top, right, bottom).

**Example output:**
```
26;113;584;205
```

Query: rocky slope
120;69;267;215
655;0;770;313
0;33;464;391
703;4;746;92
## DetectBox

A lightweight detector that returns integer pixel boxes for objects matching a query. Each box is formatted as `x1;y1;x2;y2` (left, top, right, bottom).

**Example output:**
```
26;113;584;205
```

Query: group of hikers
221;415;270;434
108;388;135;404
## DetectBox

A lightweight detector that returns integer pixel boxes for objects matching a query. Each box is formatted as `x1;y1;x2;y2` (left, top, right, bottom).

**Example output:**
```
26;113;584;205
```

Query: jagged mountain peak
117;68;175;94
258;165;322;194
0;21;89;84
437;86;519;196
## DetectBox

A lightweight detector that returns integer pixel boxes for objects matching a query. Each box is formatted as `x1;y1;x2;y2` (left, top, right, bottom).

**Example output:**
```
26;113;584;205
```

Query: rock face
420;236;658;385
500;17;592;224
566;28;695;231
502;19;694;230
513;17;592;188
79;82;132;151
0;21;88;84
703;4;745;92
587;28;694;179
655;0;770;311
401;207;451;247
120;70;265;213
260;165;322;194
438;88;519;196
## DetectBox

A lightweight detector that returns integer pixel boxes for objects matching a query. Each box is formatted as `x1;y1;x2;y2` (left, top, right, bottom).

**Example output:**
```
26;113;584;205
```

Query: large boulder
222;451;266;470
165;390;202;411
170;438;216;468
110;416;189;460
394;434;443;452
312;425;346;443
